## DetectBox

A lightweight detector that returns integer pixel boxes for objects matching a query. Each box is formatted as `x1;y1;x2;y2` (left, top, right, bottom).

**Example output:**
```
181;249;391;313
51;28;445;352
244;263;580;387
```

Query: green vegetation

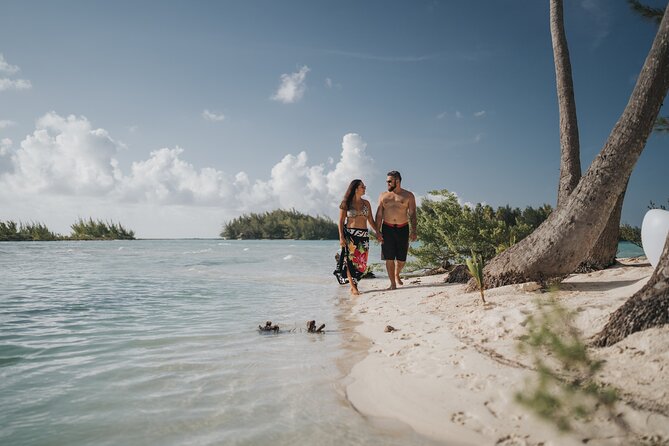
0;218;135;241
619;223;642;248
221;209;338;240
516;296;620;432
410;190;551;267
649;198;668;210
0;221;59;241
70;218;135;240
465;250;486;304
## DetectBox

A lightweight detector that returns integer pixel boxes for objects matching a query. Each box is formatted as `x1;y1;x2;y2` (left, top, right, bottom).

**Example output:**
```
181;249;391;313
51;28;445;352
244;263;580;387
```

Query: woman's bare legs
345;264;360;295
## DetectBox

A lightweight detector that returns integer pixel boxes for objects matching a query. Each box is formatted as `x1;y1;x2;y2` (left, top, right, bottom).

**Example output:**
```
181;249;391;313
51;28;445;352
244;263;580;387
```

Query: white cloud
0;119;17;128
456;111;463;119
474;110;486;117
0;54;20;74
0;138;12;173
271;65;310;104
0;138;11;155
3;112;121;194
0;112;376;237
0;54;32;91
325;77;333;88
0;78;32;91
202;109;225;122
436;112;447;120
117;146;235;205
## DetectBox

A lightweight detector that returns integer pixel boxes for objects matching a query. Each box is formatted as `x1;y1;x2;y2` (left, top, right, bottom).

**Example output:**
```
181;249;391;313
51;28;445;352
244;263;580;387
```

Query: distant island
221;209;338;240
0;218;136;241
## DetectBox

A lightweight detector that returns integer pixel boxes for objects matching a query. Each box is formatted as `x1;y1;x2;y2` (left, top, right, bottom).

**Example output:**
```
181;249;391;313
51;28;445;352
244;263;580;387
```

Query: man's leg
395;260;405;286
385;260;396;290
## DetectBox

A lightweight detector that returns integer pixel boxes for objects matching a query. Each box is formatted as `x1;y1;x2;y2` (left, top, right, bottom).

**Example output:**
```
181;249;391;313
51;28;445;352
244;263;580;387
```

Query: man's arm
375;193;384;233
408;192;417;241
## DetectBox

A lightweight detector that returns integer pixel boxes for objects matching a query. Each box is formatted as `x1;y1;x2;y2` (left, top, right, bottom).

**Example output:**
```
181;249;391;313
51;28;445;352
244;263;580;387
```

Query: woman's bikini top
347;203;369;218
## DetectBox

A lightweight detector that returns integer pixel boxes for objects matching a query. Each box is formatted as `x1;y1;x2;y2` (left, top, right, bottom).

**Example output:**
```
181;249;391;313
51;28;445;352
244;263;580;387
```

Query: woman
335;179;381;295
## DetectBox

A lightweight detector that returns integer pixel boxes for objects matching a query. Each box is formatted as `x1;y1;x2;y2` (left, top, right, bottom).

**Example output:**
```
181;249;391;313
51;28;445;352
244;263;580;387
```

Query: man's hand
410;232;417;242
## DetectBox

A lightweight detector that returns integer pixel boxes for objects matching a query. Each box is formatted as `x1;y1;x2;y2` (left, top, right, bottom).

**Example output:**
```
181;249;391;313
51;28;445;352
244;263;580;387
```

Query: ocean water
0;240;439;446
1;239;641;446
617;240;645;259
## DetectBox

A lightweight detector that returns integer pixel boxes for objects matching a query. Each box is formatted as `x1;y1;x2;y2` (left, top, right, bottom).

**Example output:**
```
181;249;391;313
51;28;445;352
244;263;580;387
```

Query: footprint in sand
450;411;485;434
494;434;533;446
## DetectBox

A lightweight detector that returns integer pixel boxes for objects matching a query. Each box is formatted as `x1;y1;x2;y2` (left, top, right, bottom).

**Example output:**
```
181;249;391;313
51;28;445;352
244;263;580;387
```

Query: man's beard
387;184;396;192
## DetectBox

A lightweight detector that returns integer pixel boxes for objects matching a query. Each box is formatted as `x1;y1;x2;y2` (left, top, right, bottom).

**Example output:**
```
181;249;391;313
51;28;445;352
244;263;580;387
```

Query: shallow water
0;240;441;446
616;240;645;259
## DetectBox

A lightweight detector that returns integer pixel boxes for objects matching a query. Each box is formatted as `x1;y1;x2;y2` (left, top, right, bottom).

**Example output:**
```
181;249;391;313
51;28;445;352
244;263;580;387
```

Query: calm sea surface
0;240;642;445
0;240;439;446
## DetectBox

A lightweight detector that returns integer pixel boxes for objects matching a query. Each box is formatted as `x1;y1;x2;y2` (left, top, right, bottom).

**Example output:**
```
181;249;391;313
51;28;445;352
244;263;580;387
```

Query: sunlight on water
0;240;440;446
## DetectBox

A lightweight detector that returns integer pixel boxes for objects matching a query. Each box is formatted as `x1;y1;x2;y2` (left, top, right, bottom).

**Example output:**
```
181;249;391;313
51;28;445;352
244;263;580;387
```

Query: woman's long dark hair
340;179;362;211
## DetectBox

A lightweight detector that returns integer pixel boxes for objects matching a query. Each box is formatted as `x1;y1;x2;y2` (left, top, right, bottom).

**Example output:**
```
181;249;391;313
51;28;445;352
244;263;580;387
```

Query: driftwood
307;320;325;333
257;320;325;334
444;264;471;283
258;321;280;333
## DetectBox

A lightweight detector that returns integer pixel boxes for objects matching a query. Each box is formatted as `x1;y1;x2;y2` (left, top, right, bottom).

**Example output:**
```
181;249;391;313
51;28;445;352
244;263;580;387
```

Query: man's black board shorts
381;222;409;261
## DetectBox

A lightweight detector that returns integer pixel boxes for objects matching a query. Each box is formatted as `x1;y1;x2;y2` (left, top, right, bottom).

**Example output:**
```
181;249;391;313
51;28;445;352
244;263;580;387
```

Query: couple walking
335;170;417;295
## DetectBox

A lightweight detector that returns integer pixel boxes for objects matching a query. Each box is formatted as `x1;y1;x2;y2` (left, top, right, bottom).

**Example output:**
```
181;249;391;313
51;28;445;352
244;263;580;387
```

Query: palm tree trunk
483;4;669;288
577;184;627;272
591;234;669;347
551;0;582;208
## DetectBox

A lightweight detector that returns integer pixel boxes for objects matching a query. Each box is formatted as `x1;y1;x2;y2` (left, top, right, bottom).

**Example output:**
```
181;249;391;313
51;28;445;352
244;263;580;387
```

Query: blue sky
0;0;667;238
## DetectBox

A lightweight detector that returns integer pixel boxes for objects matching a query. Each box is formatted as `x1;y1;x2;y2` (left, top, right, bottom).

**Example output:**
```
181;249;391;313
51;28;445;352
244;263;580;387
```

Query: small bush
516;296;620;432
409;190;551;268
619;223;642;248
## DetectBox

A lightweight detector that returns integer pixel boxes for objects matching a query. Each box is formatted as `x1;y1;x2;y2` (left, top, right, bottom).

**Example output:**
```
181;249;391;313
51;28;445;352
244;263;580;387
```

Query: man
375;170;417;290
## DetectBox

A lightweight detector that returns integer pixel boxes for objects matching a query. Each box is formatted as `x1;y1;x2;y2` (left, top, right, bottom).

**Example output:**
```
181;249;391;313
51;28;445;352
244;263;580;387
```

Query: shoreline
343;258;669;445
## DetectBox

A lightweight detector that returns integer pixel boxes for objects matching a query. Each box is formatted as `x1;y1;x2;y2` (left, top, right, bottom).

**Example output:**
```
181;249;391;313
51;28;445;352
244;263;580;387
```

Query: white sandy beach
344;259;669;445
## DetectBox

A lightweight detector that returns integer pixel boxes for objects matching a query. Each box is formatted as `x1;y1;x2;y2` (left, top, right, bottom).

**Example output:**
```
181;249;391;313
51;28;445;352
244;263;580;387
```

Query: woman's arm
367;200;383;242
338;207;347;247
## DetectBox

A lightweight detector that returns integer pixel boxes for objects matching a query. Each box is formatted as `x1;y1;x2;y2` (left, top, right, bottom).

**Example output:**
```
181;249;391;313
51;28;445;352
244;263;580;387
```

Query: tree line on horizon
0;218;135;241
221;209;338;240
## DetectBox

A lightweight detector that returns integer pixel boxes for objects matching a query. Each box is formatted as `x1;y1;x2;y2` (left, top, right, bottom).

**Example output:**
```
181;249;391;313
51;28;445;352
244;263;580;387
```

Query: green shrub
221;209;338;240
516;296;620;432
70;218;135;240
619;223;642;248
466;250;486;304
0;220;59;241
409;190;551;268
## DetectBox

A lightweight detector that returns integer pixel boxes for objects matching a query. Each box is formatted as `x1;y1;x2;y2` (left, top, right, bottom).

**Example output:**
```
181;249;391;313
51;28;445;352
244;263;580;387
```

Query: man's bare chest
383;195;408;209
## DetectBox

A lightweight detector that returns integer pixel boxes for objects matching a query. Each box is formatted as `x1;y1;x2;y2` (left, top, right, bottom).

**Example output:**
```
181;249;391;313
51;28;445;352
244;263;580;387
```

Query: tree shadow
558;278;647;293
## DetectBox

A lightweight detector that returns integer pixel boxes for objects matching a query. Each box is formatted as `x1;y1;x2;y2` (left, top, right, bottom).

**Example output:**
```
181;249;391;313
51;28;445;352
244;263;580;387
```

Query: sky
1;0;668;238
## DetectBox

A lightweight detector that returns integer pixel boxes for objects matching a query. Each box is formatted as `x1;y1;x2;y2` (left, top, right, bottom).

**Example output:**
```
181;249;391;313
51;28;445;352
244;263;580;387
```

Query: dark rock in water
307;320;325;333
444;264;471;283
259;321;280;333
